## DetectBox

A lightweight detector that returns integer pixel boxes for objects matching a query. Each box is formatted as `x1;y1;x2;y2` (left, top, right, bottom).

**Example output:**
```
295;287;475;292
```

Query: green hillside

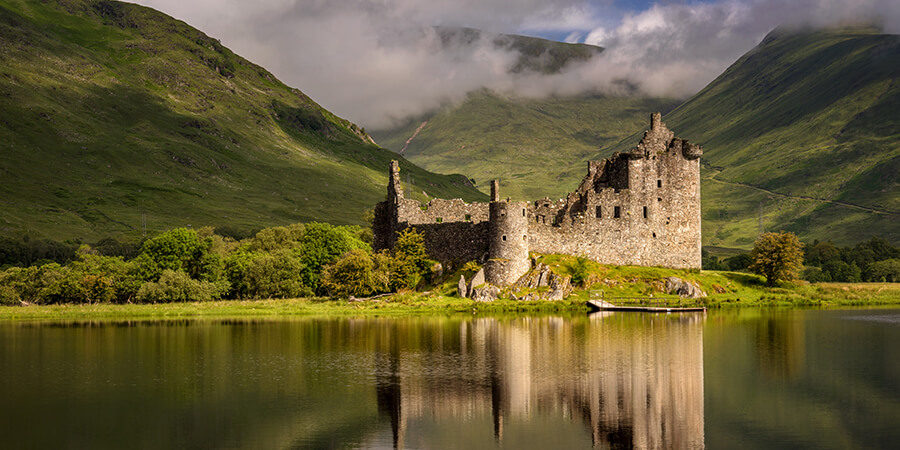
657;27;900;248
375;27;899;248
370;92;680;200
0;0;486;242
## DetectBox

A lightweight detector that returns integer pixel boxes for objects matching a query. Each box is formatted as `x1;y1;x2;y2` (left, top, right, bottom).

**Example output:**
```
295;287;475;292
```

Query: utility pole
758;201;763;236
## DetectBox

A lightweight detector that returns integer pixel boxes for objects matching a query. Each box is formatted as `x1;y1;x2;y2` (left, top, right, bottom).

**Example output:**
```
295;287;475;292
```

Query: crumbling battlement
373;112;702;287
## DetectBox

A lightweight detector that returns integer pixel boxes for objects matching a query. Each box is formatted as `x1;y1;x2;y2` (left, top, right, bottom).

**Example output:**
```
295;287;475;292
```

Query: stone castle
374;112;702;287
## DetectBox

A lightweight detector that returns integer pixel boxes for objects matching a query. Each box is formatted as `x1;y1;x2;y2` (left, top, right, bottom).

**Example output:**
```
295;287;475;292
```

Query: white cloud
132;0;900;128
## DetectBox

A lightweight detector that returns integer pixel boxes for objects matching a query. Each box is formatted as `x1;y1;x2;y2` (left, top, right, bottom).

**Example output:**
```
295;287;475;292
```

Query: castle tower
387;160;403;203
485;180;531;286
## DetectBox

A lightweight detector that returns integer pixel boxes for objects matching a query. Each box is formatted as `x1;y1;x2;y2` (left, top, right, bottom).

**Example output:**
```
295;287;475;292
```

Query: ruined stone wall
373;161;491;264
373;112;702;281
526;113;701;269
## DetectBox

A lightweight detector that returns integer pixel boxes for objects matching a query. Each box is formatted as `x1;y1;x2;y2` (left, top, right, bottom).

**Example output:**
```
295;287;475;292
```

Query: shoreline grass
1;280;898;322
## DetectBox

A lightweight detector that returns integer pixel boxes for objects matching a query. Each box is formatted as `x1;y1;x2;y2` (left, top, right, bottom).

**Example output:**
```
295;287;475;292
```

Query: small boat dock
586;294;706;313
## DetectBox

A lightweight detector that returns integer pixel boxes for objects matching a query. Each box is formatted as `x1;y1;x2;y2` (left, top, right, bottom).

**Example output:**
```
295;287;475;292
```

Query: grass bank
2;275;898;322
0;295;588;321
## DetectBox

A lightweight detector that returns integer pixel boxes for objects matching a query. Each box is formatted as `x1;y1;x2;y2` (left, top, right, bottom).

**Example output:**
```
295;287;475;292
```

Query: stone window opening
523;235;526;241
657;179;662;188
643;206;648;219
465;214;471;221
502;235;507;241
436;217;442;223
658;197;662;202
596;205;602;218
522;208;526;216
614;206;621;218
653;232;657;238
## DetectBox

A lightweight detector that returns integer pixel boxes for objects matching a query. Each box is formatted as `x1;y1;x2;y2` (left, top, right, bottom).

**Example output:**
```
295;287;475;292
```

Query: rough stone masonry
373;112;702;287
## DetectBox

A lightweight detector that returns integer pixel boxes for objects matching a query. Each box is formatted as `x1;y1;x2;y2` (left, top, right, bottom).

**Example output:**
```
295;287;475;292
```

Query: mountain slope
435;26;604;75
0;0;485;241
656;27;900;247
370;92;680;200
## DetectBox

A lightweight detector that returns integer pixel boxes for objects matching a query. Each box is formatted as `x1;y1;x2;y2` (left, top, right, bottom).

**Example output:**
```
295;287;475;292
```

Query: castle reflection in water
367;313;705;449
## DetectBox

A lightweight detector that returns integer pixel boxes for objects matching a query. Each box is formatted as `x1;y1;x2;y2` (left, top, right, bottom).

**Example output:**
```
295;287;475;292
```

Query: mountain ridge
0;0;486;241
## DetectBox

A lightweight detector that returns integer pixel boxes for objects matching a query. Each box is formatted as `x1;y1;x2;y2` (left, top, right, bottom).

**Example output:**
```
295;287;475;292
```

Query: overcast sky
133;0;900;128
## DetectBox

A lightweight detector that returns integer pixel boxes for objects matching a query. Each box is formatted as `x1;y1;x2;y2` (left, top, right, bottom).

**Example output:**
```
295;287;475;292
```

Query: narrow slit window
614;206;621;218
522;209;526;216
502;235;507;241
657;179;662;188
596;205;602;218
643;206;648;218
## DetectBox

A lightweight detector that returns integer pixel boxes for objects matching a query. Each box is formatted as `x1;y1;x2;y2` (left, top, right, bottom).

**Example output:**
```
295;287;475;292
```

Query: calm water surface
1;309;898;449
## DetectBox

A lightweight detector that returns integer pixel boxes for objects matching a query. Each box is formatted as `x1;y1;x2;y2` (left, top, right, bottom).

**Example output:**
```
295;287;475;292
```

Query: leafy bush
0;285;20;306
299;222;370;292
136;270;220;303
243;250;309;299
822;260;862;282
225;248;309;299
137;228;209;280
390;228;433;291
801;266;830;282
322;249;376;298
250;223;305;252
864;258;900;282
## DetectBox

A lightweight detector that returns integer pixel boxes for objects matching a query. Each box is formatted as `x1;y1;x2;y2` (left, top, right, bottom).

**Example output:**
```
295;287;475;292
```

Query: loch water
1;308;898;449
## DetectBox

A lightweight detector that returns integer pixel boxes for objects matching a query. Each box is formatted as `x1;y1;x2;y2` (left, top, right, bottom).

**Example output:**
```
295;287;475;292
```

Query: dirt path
704;170;898;216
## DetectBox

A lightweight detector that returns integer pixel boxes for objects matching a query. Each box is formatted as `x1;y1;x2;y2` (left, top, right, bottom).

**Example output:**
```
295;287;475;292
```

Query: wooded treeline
0;223;434;305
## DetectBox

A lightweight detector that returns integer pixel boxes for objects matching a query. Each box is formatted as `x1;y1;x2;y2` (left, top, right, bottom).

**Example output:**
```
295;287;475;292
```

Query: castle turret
485;181;531;286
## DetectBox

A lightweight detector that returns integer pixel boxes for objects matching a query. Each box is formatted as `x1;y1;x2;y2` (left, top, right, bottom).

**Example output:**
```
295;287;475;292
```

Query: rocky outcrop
510;263;574;301
470;284;500;302
664;277;707;298
467;268;485;297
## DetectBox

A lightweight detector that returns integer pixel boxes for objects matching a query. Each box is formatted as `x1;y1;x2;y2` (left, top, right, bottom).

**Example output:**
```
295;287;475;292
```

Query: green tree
823;260;861;282
391;228;432;291
864;258;900;282
250;223;305;252
136;228;209;280
322;249;376;298
299;222;369;292
749;232;804;287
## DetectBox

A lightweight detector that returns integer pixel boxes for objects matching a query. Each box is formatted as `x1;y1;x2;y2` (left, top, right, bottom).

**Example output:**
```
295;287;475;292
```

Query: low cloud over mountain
135;0;900;128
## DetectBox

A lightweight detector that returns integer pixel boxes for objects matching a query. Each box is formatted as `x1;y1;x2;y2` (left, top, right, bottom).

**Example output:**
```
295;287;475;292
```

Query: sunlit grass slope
370;91;679;200
0;0;486;242
657;27;900;248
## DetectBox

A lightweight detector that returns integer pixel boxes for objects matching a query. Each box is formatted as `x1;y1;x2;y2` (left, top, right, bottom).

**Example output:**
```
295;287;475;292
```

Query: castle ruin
373;113;702;287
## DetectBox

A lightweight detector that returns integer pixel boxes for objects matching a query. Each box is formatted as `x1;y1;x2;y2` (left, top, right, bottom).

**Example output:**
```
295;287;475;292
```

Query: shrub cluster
0;222;432;305
802;238;900;282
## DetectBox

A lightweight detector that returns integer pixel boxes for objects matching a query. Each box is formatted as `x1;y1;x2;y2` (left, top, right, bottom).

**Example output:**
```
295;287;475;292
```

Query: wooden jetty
586;296;706;313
